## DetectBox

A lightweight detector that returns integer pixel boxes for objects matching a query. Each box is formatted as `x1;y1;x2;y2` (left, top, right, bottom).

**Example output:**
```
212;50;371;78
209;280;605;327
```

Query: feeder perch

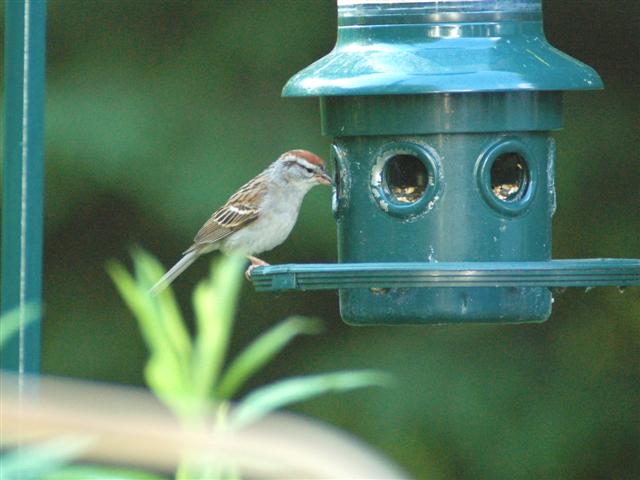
252;0;640;325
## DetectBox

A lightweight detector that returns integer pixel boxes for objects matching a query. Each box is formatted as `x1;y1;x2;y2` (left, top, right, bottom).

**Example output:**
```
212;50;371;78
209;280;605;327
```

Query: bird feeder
252;0;640;325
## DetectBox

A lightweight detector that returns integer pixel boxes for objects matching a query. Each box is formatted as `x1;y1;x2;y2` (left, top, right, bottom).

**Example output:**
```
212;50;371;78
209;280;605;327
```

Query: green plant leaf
176;453;238;480
230;370;393;429
45;465;166;480
0;436;93;480
132;249;192;364
107;261;171;356
143;356;195;418
217;317;323;399
107;260;190;404
191;254;246;400
0;305;39;348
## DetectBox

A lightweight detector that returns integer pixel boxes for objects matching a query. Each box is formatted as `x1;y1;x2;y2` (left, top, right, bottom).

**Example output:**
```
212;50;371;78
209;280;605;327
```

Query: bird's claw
245;256;270;281
245;265;256;281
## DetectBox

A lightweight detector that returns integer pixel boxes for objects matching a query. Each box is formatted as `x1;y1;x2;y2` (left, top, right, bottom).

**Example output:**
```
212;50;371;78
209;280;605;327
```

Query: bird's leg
245;255;270;280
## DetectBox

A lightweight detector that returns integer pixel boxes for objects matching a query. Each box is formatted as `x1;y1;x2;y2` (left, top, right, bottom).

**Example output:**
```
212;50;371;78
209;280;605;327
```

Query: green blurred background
2;0;639;478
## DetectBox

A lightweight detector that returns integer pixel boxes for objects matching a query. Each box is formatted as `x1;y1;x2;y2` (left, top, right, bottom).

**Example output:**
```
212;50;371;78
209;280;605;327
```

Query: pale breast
220;187;304;256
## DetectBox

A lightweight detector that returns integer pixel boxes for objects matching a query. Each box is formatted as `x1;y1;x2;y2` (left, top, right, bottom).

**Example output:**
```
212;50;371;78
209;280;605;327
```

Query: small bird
150;150;332;294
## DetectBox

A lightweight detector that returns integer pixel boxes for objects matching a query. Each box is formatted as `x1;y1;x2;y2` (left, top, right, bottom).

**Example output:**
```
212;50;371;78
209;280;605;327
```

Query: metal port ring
370;142;442;218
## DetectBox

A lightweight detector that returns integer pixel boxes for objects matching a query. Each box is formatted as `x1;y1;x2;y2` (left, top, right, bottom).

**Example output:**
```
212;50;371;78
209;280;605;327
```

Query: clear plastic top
283;0;601;96
337;0;541;11
337;0;542;24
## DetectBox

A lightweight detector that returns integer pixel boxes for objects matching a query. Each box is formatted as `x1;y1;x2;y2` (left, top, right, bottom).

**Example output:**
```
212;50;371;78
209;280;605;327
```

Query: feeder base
251;260;640;325
339;286;551;325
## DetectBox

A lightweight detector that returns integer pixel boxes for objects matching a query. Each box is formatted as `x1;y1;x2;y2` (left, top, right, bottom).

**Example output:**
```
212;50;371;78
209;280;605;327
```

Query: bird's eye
304;167;314;174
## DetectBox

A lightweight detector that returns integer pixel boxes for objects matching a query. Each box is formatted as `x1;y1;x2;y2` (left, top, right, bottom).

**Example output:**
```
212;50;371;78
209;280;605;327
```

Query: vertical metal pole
1;0;47;375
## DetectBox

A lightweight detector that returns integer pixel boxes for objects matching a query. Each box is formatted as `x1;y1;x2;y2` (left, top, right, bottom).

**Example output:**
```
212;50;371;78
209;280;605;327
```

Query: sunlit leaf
175;453;238;480
45;465;166;480
143;356;195;417
108;260;190;402
0;436;93;480
230;370;393;429
191;254;246;399
0;305;39;348
107;261;170;355
217;317;323;399
133;249;192;364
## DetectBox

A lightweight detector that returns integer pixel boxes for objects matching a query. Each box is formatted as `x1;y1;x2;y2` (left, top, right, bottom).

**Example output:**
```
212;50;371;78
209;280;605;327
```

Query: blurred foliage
0;435;162;480
109;251;389;478
0;0;638;478
0;305;38;348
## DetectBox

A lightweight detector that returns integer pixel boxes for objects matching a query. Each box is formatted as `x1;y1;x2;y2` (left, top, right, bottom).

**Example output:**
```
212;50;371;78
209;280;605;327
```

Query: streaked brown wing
191;173;267;247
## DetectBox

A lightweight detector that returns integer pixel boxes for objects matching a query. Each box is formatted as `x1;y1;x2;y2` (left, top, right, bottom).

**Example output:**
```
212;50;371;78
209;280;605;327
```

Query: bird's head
275;149;332;190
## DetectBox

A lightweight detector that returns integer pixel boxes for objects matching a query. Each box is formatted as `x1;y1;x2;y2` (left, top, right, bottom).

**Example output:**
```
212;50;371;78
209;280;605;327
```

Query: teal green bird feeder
252;0;640;325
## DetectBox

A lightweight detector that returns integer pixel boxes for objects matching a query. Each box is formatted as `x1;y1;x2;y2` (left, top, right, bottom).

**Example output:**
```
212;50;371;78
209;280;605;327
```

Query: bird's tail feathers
150;250;199;295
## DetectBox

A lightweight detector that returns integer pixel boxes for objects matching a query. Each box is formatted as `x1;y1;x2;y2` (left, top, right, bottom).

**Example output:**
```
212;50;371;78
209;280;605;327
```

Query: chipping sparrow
150;150;332;293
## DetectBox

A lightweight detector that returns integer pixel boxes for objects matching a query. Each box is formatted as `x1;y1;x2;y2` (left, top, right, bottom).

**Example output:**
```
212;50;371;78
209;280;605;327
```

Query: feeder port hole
384;154;429;204
477;139;537;216
491;152;530;202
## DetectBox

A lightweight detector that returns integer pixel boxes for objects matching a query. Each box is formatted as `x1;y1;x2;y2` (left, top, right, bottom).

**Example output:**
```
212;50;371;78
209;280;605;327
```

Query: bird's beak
315;171;333;186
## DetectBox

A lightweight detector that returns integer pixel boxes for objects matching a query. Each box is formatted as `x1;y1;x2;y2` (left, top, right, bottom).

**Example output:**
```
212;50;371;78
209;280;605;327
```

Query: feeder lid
283;0;603;97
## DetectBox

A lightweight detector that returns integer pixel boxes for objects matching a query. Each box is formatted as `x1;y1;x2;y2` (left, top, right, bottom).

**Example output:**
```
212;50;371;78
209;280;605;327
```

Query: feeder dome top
283;0;602;97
